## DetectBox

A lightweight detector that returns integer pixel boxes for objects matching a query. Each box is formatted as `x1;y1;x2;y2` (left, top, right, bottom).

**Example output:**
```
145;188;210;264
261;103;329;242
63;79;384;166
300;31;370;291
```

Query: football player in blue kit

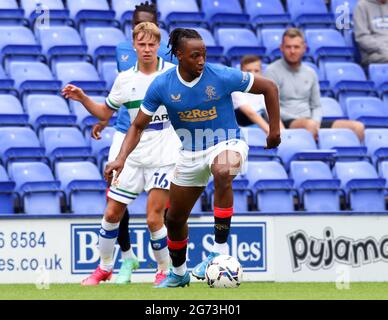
105;28;281;288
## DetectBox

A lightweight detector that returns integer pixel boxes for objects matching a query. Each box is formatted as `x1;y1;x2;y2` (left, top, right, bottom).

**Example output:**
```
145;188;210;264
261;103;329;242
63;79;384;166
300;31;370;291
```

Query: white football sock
121;247;136;261
150;226;169;272
213;242;229;255
173;262;187;276
99;217;120;272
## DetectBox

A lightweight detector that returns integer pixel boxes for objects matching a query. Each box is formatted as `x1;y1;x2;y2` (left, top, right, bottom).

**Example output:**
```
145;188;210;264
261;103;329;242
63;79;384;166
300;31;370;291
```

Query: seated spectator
232;55;284;135
354;0;388;67
265;28;365;140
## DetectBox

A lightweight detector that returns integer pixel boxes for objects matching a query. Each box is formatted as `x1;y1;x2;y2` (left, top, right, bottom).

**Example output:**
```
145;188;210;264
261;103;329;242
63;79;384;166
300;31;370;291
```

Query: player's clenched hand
61;84;86;102
104;159;125;184
91;121;107;140
265;132;281;149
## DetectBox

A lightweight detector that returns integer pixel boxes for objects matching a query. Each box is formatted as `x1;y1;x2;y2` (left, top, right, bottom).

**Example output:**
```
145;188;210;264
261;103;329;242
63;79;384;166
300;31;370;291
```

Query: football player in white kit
62;22;181;286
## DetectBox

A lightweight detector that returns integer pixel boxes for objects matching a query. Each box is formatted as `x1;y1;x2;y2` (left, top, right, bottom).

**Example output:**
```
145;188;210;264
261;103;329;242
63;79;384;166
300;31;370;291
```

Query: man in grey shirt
354;0;388;67
265;28;365;141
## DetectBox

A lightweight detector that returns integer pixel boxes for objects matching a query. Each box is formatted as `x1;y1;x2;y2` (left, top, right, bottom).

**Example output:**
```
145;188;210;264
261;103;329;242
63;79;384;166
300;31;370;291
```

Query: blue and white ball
205;255;243;288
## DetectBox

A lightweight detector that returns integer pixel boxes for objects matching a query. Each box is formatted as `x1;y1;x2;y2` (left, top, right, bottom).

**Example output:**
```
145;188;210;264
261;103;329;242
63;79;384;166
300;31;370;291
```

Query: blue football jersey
141;63;254;151
113;41;177;133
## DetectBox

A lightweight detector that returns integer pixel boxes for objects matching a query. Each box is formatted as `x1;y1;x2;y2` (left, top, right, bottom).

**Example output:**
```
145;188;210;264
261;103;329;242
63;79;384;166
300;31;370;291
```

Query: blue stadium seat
0;164;16;214
7;61;61;98
111;0;143;32
83;27;126;67
0;0;26;26
54;61;106;94
333;161;386;211
290;161;343;212
200;0;250;30
36;26;88;66
0;0;18;8
287;0;334;28
240;127;279;161
41;127;93;166
323;62;376;102
0;94;29;126
215;28;265;65
369;64;388;98
8;162;63;214
246;161;296;212
321;97;347;121
364;129;388;167
158;0;205;29
0;26;42;65
277;129;335;170
302;61;333;96
0;63;15;94
127;191;147;215
55;161;106;214
25;94;76;131
67;0;116;31
192;27;224;63
379;161;388;190
260;28;284;61
318;128;368;162
304;29;354;63
330;0;358;20
244;0;291;28
344;97;388;128
0;127;46;167
20;0;69;26
69;95;106;131
99;61;118;90
87;126;115;169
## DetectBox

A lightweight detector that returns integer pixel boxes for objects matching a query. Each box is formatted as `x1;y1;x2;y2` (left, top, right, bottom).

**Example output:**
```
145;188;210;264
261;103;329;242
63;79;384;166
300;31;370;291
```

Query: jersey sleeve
222;67;254;94
105;75;124;111
140;77;163;116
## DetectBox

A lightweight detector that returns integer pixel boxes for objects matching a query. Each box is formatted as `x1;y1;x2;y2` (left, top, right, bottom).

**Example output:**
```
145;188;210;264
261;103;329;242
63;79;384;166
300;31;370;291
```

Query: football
205;255;243;288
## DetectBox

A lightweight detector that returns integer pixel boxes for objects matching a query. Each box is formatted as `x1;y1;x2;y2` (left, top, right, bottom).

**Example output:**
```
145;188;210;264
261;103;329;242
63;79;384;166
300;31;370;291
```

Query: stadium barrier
0;214;387;283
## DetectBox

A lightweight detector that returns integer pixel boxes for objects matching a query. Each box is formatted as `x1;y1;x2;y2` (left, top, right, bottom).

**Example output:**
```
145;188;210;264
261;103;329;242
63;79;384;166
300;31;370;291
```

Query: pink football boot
81;266;113;286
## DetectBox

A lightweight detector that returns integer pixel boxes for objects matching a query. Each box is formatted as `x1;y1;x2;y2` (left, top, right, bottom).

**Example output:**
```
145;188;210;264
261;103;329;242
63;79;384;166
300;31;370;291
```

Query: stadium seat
323;62;375;102
333;161;386;211
158;0;205;29
260;28;284;61
379;161;388;189
192;27;224;63
330;0;358;20
0;164;16;214
20;0;69;26
36;26;88;66
0;0;26;26
111;0;137;24
240;127;279;161
277;129;335;170
0;0;18;9
344;97;388;128
83;27;126;67
364;129;388;167
318;128;368;162
69;95;107;131
200;0;250;30
67;0;116;31
301;62;332;96
215;28;265;65
244;0;291;28
87;126;115;169
287;0;334;28
0;63;15;94
246;161;296;212
8;162;63;214
321;97;347;121
0;94;29;126
304;29;354;63
41;127;93;166
99;61;118;90
24;94;76;131
7;61;61;98
0;26;42;65
290;161;343;212
369;64;388;98
55;161;106;214
0;127;46;167
54;61;106;94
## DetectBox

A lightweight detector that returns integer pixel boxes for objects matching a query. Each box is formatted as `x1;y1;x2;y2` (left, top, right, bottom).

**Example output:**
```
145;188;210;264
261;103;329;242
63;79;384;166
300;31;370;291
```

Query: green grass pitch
1;282;388;300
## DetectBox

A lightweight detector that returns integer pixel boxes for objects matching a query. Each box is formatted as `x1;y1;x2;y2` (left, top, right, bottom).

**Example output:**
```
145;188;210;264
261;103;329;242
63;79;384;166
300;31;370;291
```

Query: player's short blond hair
132;21;161;43
282;28;305;42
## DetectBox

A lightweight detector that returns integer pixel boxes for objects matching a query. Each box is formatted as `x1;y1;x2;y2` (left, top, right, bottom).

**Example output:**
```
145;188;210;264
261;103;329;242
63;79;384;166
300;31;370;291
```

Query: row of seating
2;158;388;214
0;0;358;30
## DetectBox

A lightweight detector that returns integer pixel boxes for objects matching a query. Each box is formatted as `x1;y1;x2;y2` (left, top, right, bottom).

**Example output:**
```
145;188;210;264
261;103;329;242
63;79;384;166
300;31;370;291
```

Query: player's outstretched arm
62;84;114;121
104;110;152;182
249;76;281;149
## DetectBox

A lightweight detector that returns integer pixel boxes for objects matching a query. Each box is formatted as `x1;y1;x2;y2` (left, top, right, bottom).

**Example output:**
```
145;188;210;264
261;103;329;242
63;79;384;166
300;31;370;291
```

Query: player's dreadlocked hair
167;28;202;59
134;1;158;21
